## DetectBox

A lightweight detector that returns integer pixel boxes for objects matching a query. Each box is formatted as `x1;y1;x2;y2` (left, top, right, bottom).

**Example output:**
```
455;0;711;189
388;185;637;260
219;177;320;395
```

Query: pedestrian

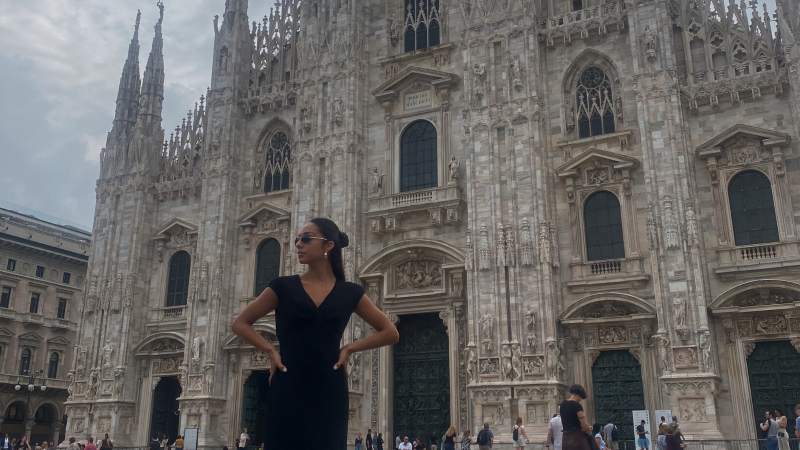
100;434;112;450
231;219;399;450
636;420;649;450
398;438;412;450
356;434;363;450
366;430;373;450
592;424;605;450
761;411;779;450
664;425;686;450
459;430;476;450
795;404;800;440
513;417;527;450
148;436;159;450
441;426;457;450
174;436;184;450
547;406;563;450
656;424;668;450
42;442;50;450
559;384;592;450
159;434;167;450
84;438;96;450
67;438;80;450
1;434;10;450
413;439;425;450
603;419;618;450
775;409;790;450
396;437;401;450
476;423;494;450
430;434;438;450
377;433;384;450
239;429;249;450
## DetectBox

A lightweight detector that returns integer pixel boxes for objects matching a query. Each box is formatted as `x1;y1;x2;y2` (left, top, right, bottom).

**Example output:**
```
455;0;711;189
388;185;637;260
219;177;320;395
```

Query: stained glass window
729;170;779;246
262;130;292;193
166;251;191;307
404;0;441;52
584;191;625;261
400;120;438;192
577;67;616;138
255;239;281;296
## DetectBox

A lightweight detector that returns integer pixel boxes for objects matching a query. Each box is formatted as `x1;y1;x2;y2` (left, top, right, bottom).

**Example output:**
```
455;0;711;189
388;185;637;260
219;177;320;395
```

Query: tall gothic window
577;67;616;138
255;238;281;296
400;120;438;192
262;130;292;192
48;352;59;379
19;348;31;375
729;170;779;246
166;251;191;307
404;0;441;52
584;191;625;261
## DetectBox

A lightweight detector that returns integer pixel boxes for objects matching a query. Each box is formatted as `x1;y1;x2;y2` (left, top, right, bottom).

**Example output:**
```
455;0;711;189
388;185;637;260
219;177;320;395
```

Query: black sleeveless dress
264;275;364;450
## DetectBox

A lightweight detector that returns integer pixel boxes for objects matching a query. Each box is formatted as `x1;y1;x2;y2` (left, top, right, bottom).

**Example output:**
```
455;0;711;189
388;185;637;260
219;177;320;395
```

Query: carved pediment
559;293;656;324
394;251;443;290
237;202;291;231
372;66;460;103
0;327;14;339
709;280;800;312
556;148;639;181
577;301;645;319
150;218;199;245
696;125;791;160
145;339;184;353
18;331;44;344
47;336;71;347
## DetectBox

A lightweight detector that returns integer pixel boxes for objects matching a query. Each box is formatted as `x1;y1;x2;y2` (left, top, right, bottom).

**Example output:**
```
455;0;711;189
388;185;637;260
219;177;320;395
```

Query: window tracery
576;67;616;138
404;0;442;52
257;130;292;193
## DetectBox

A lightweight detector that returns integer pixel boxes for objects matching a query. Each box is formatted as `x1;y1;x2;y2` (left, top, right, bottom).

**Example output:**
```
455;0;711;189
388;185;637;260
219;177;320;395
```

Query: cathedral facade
65;0;800;446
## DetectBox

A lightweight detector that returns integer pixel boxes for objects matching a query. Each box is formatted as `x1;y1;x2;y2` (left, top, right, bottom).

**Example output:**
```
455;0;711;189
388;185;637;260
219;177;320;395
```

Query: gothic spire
138;1;165;130
112;9;142;136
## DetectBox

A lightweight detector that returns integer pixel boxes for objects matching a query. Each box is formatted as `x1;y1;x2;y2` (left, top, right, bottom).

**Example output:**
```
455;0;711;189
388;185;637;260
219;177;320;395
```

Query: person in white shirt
239;428;249;449
1;434;10;450
396;436;401;450
546;406;563;450
398;437;412;450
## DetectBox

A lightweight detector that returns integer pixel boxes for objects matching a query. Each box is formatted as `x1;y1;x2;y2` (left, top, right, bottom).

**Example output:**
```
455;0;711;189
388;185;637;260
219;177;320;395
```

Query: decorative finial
135;10;141;33
157;1;165;25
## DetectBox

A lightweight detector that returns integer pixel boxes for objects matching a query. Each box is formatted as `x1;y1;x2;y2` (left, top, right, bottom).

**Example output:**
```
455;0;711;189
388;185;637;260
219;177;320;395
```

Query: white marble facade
65;0;800;446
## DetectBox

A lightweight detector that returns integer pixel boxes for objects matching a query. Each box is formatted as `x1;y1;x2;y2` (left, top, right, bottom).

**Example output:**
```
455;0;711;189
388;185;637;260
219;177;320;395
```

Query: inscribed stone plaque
404;90;432;110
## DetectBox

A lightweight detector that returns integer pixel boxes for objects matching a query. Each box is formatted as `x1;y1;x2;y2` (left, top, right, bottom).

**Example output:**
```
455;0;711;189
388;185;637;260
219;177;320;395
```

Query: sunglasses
294;233;328;245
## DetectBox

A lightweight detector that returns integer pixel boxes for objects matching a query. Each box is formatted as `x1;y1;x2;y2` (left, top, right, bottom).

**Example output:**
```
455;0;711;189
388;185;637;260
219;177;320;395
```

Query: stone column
136;375;159;445
52;422;63;445
727;338;757;439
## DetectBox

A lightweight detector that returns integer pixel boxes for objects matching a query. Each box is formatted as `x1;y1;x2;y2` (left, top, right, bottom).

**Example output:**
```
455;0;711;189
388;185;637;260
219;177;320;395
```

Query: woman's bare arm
577;411;592;434
335;294;399;370
231;288;286;375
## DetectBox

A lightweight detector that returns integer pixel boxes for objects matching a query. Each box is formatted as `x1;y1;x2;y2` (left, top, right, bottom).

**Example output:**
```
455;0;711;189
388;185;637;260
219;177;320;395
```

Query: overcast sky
0;0;779;229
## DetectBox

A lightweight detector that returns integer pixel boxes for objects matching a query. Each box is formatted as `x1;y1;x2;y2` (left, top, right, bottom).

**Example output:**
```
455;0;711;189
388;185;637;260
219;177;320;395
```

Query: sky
0;0;780;229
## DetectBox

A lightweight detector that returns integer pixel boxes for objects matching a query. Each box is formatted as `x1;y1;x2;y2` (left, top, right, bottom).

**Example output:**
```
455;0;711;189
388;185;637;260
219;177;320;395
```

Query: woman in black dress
232;218;399;450
559;384;593;450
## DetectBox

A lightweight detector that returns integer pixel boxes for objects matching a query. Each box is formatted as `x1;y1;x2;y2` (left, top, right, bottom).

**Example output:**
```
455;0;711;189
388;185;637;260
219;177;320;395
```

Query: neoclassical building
65;0;800;446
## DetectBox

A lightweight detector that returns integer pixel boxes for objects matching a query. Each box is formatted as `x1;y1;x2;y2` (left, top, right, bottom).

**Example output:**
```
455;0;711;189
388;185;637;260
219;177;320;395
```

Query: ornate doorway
592;350;645;442
242;371;270;446
150;377;181;442
747;341;800;436
393;313;450;445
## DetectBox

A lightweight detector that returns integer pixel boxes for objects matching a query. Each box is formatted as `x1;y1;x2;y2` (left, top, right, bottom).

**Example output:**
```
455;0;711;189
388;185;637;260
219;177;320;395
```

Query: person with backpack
603;420;619;450
513;417;528;449
476;423;494;450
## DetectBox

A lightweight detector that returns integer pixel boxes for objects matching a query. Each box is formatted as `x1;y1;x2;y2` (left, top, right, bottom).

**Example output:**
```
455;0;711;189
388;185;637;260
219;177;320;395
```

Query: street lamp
15;370;46;437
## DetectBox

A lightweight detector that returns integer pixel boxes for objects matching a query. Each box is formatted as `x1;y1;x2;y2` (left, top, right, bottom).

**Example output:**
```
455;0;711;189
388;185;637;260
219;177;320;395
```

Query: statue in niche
615;96;624;124
674;295;686;327
524;306;538;351
473;64;486;99
448;156;460;183
511;56;522;91
103;340;114;368
192;336;204;360
546;340;564;379
480;312;494;352
113;368;125;398
699;331;712;372
371;167;384;196
643;25;658;62
501;343;513;380
333;95;343;125
510;342;522;380
388;15;400;46
465;346;477;383
565;101;575;133
654;334;671;374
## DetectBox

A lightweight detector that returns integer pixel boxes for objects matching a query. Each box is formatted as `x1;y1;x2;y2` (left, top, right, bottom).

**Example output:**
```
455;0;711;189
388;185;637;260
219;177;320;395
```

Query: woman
592;424;605;450
174;436;184;450
441;426;457;450
460;430;475;450
775;409;790;450
636;420;649;450
656;424;668;450
376;433;384;450
355;434;363;450
15;437;31;450
513;417;528;450
68;438;80;450
559;384;593;450
41;442;49;450
664;425;686;450
232;219;400;450
100;434;112;450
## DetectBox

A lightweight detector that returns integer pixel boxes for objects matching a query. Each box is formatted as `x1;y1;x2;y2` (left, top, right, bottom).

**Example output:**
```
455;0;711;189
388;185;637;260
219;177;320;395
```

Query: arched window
166;251;191;307
48;352;59;379
19;348;31;375
255;239;281;296
404;0;441;52
729;170;779;246
584;191;625;261
262;130;292;193
34;406;53;424
4;404;24;422
400;120;438;192
576;67;616;138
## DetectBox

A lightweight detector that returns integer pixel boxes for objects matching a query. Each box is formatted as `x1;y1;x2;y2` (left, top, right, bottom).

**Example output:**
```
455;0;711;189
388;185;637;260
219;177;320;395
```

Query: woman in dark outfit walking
232;218;400;450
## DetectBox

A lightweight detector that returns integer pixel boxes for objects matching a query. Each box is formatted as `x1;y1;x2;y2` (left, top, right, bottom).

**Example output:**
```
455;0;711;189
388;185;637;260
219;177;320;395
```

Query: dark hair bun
339;231;350;248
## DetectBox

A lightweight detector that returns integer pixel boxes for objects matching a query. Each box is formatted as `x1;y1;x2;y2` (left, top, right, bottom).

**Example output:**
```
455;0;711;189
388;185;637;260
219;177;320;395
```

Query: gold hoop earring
324;252;328;259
